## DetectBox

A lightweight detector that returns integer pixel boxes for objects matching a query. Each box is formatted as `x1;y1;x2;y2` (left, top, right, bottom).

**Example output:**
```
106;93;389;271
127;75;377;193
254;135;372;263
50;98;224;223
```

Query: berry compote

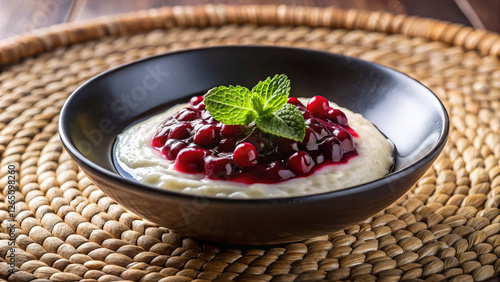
152;95;358;184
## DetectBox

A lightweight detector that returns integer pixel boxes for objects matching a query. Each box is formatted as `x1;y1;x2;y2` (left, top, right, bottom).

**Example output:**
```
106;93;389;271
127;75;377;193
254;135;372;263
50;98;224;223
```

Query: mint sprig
204;74;306;142
252;74;290;112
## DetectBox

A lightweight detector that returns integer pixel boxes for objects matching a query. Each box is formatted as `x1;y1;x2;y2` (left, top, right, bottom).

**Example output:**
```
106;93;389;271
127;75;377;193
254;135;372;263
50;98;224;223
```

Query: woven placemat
1;5;500;282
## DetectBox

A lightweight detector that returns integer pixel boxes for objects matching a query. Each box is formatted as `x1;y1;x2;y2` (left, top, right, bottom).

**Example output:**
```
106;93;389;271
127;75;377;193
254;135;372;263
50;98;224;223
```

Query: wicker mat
1;5;500;282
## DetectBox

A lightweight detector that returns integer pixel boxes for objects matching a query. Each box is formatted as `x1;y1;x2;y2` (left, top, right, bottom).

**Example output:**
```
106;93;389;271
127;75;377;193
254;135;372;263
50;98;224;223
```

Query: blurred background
0;0;498;40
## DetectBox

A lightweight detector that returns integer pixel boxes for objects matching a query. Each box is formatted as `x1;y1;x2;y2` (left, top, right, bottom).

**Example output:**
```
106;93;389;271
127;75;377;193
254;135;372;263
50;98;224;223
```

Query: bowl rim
59;45;450;204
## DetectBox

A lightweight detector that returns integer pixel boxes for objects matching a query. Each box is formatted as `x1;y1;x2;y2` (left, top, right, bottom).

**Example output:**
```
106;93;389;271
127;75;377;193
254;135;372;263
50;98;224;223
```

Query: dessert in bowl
115;75;394;198
59;46;448;244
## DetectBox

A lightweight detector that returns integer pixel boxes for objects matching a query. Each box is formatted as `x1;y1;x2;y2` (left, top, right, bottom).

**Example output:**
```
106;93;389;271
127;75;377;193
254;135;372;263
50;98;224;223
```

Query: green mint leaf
252;74;290;111
255;104;305;142
263;91;288;113
204;74;306;142
251;92;265;113
204;85;255;125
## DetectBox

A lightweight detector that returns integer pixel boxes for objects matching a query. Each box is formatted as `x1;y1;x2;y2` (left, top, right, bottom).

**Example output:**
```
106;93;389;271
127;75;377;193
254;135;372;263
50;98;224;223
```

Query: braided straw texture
1;5;500;282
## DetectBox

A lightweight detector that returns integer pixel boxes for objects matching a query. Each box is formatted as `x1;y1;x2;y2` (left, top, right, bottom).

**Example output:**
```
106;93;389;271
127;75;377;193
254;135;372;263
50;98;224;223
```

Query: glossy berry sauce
151;95;358;184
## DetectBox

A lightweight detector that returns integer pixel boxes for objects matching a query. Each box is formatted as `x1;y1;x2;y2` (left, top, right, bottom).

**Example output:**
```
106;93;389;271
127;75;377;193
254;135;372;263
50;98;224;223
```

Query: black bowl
59;46;448;245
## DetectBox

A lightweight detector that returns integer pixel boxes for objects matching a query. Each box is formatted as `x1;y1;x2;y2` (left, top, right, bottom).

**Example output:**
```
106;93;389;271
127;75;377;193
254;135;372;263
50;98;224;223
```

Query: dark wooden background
0;0;498;40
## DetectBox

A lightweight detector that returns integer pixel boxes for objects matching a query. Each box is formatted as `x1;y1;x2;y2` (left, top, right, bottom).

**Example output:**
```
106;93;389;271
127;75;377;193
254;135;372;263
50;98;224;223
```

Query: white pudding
115;98;393;198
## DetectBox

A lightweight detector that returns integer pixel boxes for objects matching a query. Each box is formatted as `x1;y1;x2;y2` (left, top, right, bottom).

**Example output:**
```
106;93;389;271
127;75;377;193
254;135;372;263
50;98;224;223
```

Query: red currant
169;123;191;139
189;96;203;105
152;127;169;148
265;161;295;181
336;128;355;152
162;140;187;160
176;109;198;121
220;124;243;137
301;128;318;150
288;97;306;110
319;137;343;162
233;142;258;167
204;156;237;180
287;151;315;175
174;147;208;173
326;108;348;126
193;124;219;148
307;96;330;117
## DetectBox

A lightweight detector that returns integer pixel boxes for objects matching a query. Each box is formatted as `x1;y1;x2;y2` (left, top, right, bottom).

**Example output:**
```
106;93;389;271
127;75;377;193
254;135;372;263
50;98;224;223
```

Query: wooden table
0;0;498;40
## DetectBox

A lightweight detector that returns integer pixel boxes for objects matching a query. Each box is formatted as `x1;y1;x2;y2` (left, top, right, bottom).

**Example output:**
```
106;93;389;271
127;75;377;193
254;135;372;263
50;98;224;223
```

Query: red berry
336;128;355;152
287;151;315;175
302;111;312;119
189;96;204;105
169;123;191;139
307;96;330;117
193;124;219;148
265;161;295;181
326;108;348;126
220;124;243;137
155;124;169;136
301;128;318;150
193;122;205;132
152;127;169;147
176;109;198;121
233;142;258;167
152;135;167;148
174;147;208;173
204;156;237;180
308;150;325;165
317;118;336;132
288;97;305;109
201;111;216;123
307;118;330;140
217;138;237;152
194;102;206;111
277;137;299;155
162;140;187;160
319;137;343;162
